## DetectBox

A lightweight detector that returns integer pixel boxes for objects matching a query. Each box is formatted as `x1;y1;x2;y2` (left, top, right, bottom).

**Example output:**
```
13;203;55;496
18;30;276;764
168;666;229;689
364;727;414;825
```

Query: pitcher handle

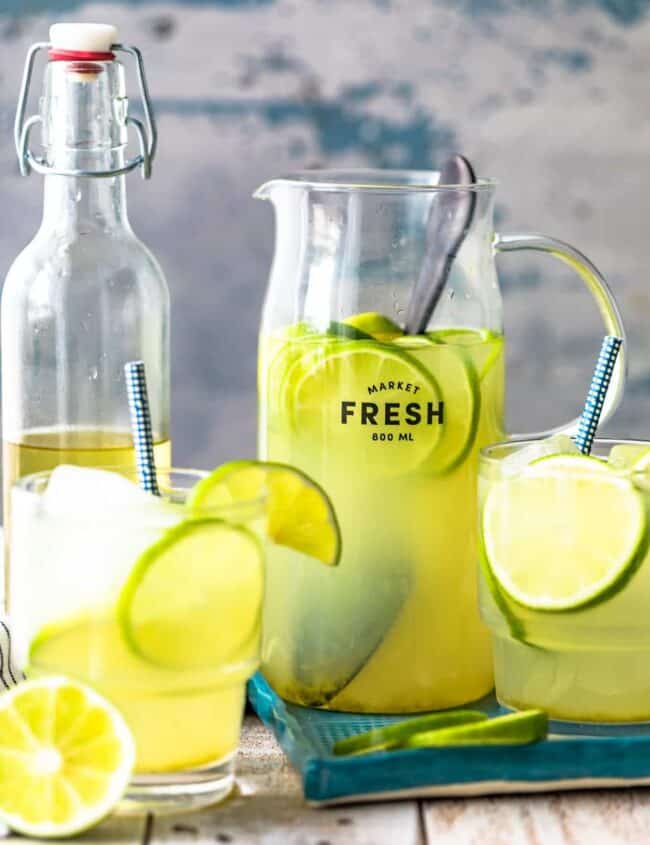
494;232;626;438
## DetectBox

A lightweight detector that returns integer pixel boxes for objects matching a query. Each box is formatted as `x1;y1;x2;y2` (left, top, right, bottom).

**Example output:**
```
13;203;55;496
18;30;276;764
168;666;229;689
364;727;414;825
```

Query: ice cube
42;465;162;516
500;434;579;478
12;466;183;641
608;444;650;470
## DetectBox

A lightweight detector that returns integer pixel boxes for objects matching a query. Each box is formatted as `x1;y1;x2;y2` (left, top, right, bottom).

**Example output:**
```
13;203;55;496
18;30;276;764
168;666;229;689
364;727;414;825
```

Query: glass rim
257;169;497;194
480;436;650;465
13;466;267;517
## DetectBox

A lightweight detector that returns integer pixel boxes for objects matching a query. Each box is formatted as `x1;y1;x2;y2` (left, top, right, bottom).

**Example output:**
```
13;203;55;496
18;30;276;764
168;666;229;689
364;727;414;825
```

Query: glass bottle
2;25;170;581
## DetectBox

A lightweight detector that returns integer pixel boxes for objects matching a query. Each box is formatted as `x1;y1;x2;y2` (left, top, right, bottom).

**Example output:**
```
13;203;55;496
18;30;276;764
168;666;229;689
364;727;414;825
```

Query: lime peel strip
403;709;548;748
332;710;487;756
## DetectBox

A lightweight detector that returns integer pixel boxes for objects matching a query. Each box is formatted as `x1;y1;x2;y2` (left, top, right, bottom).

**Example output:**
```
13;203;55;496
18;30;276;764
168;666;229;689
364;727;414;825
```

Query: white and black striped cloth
0;617;23;691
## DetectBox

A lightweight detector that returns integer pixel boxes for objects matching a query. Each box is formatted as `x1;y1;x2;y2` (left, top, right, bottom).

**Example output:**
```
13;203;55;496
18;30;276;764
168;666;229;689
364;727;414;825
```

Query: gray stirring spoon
404;154;477;335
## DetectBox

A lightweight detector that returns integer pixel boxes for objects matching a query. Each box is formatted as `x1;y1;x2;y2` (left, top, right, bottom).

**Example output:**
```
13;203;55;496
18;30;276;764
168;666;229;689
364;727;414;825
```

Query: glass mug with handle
256;169;625;713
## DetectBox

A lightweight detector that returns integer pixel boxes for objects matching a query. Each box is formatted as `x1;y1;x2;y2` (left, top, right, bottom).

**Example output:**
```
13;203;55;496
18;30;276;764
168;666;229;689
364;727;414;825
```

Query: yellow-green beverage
479;438;650;724
259;317;505;712
3;429;172;511
10;466;264;811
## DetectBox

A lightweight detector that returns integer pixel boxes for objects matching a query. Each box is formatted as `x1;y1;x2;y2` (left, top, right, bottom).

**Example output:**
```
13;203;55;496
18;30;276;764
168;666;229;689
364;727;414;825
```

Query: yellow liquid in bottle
3;428;171;603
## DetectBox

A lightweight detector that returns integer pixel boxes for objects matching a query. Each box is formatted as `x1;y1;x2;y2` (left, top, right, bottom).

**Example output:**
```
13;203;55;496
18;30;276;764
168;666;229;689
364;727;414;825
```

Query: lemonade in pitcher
256;168;625;714
260;317;505;711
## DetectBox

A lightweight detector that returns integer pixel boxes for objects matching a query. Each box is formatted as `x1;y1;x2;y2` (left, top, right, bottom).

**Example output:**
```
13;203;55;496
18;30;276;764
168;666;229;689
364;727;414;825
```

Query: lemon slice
0;678;134;838
483;455;648;611
119;519;264;669
189;460;341;566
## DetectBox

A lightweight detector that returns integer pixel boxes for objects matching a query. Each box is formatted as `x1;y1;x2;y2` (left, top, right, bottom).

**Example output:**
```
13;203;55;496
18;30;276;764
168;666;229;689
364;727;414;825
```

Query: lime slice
393;335;480;475
119;519;264;669
403;709;548;748
262;327;325;419
284;321;316;338
483;455;648;611
478;532;527;641
189;460;341;566
286;341;445;476
427;328;503;380
343;312;404;341
327;320;374;340
0;677;134;838
333;711;487;756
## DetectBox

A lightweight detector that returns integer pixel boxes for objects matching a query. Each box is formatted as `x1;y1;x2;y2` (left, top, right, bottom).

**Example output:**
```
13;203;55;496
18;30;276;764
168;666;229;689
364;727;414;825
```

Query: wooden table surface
7;715;650;845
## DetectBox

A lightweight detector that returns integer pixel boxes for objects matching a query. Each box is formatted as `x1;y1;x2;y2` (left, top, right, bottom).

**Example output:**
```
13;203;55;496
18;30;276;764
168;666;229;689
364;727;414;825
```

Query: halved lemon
0;678;134;838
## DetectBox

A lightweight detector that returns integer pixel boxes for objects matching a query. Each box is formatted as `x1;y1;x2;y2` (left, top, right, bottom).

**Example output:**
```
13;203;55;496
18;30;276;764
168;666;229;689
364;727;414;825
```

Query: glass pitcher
256;169;625;714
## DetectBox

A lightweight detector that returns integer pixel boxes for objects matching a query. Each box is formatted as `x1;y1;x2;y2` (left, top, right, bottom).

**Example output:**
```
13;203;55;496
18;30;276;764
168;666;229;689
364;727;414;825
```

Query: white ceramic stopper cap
50;23;118;53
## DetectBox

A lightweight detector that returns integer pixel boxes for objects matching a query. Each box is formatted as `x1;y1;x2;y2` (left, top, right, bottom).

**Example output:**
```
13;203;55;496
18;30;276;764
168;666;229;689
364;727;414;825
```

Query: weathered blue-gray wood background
1;0;649;469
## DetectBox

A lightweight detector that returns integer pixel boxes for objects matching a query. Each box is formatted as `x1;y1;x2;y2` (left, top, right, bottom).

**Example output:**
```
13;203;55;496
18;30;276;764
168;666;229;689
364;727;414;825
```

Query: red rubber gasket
49;49;115;62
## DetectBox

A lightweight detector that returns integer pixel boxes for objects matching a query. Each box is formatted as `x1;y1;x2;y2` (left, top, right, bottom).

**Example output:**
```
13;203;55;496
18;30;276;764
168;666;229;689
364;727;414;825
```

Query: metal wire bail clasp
14;42;158;179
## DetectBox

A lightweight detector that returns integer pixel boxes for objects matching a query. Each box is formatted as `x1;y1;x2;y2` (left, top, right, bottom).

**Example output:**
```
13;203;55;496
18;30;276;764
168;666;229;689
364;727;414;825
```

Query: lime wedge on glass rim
482;454;648;612
119;519;264;670
0;677;134;838
188;460;341;567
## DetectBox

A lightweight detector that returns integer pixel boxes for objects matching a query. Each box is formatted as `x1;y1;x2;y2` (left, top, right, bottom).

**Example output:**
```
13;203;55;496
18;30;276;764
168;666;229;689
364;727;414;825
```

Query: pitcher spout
253;179;284;201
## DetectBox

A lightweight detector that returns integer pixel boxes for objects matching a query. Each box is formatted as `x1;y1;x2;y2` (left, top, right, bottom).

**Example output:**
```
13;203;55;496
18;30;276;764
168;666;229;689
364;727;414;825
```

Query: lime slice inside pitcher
482;454;648;611
342;312;404;340
393;335;480;475
189;460;341;566
119;519;264;670
427;328;503;379
285;341;449;476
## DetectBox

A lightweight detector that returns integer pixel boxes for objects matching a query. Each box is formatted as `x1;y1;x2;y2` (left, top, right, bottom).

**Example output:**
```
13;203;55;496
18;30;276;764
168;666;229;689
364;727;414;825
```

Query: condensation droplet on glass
75;189;82;203
89;366;98;381
448;290;455;300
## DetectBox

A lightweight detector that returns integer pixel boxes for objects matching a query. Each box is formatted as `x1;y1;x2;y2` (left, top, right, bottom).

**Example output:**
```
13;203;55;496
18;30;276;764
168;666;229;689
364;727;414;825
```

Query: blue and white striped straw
125;360;160;496
574;335;623;456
